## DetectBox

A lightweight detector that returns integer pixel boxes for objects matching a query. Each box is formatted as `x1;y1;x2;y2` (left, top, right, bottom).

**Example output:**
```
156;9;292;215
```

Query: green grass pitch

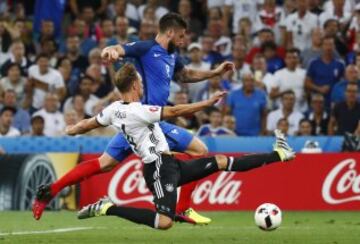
0;211;360;244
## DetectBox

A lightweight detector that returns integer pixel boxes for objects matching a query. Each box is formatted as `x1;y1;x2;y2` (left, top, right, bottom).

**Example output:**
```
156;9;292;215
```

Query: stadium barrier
78;153;360;211
0;136;343;153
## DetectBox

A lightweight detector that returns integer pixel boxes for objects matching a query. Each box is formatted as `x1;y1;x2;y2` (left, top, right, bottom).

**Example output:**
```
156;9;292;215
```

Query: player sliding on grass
32;12;234;224
66;63;295;230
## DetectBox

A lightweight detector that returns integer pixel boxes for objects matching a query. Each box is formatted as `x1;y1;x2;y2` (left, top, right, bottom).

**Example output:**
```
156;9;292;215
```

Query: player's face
169;28;186;49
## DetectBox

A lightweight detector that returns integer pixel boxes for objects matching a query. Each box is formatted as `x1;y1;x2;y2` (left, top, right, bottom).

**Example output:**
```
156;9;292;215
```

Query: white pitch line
0;227;94;236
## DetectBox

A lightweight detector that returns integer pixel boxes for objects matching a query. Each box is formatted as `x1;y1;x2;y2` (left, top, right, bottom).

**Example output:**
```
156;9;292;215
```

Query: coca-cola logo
108;159;242;206
322;158;360;204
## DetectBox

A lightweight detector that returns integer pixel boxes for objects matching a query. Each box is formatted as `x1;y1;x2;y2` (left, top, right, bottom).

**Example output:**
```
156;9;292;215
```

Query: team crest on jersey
149;107;159;112
165;184;174;192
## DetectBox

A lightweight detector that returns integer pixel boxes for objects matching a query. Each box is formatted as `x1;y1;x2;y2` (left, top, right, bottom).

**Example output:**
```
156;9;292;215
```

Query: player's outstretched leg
32;154;117;220
178;129;295;186
77;197;193;230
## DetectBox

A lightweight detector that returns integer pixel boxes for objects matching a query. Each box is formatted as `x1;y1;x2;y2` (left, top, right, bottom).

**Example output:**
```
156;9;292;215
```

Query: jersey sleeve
122;40;154;58
174;55;185;73
135;104;163;124
96;104;114;126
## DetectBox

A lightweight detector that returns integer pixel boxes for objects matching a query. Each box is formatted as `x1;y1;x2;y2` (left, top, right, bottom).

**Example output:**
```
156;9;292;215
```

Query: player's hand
65;125;76;136
208;91;227;105
214;61;235;76
101;46;121;64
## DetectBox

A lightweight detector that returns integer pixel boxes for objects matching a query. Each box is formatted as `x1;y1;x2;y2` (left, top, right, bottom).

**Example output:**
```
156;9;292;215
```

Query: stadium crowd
0;0;359;138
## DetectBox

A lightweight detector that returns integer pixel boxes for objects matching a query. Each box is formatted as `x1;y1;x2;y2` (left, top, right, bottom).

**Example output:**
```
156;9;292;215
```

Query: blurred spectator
186;43;211;102
200;34;223;65
270;48;307;112
110;16;139;46
170;90;195;129
35;19;56;49
1;40;31;77
0;19;12;57
0;106;20;137
138;19;157;40
285;0;318;52
0;63;26;104
56;57;78;97
246;29;285;64
87;49;113;98
306;94;329;135
328;83;360;135
309;0;324;15
254;0;287;45
138;0;169;20
236;20;252;49
33;1;66;41
276;118;289;136
99;18;116;44
297;118;313;136
0;89;30;134
222;114;236;133
63;75;99;116
222;0;259;35
305;36;345;107
64;35;89;72
30;115;45;136
197;63;231;107
230;43;251;88
27;53;66;111
319;0;351;28
107;0;139;27
251;54;273;92
208;18;232;58
69;0;108;19
331;64;360;104
33;93;65;136
323;19;348;57
63;109;78;133
207;0;225;9
178;0;202;38
261;41;285;74
227;73;267;136
71;94;91;120
197;107;235;136
267;90;304;135
40;38;59;67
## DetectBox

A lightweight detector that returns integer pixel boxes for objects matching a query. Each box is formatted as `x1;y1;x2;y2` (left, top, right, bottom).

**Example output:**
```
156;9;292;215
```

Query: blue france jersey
122;40;184;106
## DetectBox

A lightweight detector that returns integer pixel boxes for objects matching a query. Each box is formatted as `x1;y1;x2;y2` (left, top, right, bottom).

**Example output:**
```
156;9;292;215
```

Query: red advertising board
79;153;360;210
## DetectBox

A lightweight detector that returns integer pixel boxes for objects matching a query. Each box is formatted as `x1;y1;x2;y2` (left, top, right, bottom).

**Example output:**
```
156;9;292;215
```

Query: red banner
79;153;360;210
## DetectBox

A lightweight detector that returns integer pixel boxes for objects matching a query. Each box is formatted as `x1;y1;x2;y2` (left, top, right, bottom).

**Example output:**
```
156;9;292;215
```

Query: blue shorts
105;121;194;161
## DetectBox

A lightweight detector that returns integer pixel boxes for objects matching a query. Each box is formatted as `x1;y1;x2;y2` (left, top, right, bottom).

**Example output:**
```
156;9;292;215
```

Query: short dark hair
0;106;17;116
31;115;45;124
35;53;50;62
209;106;221;116
114;63;138;93
159;12;187;33
6;62;21;75
79;74;95;84
299;118;311;126
285;48;300;56
281;90;295;98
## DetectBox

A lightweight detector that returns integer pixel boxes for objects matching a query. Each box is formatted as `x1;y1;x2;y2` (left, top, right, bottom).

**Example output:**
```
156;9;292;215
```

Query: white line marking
0;227;94;236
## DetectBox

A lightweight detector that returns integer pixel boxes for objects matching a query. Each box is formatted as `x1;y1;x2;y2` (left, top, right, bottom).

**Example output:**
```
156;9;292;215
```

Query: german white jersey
96;101;169;163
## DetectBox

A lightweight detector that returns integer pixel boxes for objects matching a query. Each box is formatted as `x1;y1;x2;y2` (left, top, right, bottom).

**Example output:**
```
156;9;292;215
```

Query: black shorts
142;154;220;219
143;154;180;219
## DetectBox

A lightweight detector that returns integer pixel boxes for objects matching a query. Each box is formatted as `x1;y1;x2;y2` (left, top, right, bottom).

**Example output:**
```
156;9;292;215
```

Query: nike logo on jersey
154;53;161;57
171;129;179;135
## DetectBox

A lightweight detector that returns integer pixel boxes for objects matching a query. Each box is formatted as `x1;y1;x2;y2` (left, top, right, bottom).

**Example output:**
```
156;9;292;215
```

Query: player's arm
175;61;235;83
162;91;226;119
65;117;102;136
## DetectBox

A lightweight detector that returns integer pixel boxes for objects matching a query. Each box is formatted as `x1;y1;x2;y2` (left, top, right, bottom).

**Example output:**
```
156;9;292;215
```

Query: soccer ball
254;203;282;231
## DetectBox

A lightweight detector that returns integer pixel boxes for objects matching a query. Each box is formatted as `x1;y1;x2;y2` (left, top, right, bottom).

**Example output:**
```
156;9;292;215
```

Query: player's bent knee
157;214;173;230
186;137;209;157
98;153;118;172
215;154;228;170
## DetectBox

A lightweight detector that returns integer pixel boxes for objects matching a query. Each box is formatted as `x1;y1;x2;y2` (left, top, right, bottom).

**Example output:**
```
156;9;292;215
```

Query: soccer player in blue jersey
33;13;234;223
